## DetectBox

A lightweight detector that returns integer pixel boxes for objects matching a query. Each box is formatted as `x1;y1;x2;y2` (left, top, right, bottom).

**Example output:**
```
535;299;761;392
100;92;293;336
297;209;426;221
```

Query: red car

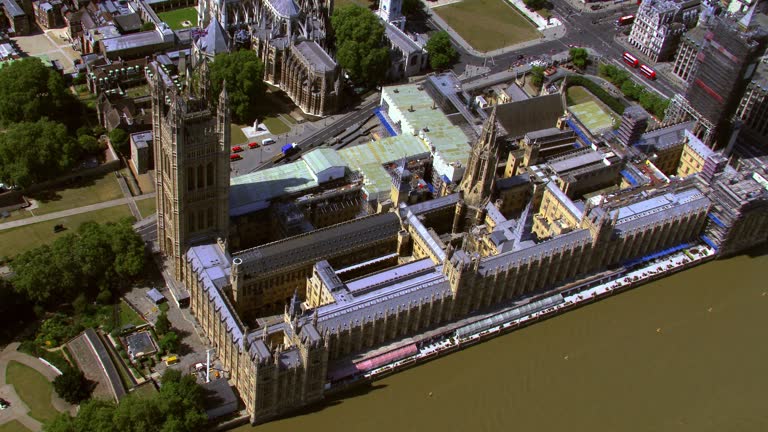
232;146;244;153
230;154;242;161
248;142;260;149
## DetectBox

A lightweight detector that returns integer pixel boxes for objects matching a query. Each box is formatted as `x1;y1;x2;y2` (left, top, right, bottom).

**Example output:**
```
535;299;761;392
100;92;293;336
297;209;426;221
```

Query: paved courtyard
12;29;80;74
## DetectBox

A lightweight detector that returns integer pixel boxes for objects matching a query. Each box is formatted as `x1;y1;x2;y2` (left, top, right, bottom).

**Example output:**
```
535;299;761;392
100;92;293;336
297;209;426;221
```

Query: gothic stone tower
459;107;500;209
151;64;231;280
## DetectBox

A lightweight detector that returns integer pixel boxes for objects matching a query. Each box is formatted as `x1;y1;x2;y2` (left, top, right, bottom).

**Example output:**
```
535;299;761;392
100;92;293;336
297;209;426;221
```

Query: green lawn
157;7;198;30
0;420;33;432
566;86;593;106
119;300;146;327
263;117;290;135
136;197;156;219
132;382;158;399
231;124;249;145
5;361;60;423
125;84;150;99
0;205;134;257
27;173;123;216
434;0;541;52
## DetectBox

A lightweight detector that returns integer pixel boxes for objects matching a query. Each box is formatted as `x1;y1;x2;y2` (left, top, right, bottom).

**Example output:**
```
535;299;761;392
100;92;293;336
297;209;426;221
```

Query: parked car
231;146;244;153
262;138;276;145
248;142;260;149
230;154;242;161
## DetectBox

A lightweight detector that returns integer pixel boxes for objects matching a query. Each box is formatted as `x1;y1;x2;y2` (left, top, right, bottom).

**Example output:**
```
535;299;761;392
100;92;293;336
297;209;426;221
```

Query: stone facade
150;61;231;280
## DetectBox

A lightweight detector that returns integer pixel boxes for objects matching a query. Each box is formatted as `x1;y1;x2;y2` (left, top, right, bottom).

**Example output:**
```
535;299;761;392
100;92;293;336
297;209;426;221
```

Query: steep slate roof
199;18;229;55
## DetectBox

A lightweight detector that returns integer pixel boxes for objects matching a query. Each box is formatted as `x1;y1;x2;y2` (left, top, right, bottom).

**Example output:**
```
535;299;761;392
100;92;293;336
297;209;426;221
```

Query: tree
0;57;78;127
108;128;129;154
11;219;145;309
620;80;641;99
402;0;424;16
569;48;588;69
0;119;79;188
154;312;171;335
44;369;207;432
53;367;91;404
78;135;103;155
523;0;546;10
159;331;180;354
331;5;390;87
529;66;545;88
208;50;266;124
72;73;87;86
425;31;458;70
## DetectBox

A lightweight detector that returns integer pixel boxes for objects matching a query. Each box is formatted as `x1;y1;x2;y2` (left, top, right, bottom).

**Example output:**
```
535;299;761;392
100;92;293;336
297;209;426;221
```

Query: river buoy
428;392;433;397
707;307;713;312
656;328;662;333
563;355;569;360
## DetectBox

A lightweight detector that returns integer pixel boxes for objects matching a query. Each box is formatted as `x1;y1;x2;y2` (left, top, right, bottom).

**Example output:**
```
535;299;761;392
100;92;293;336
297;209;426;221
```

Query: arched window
188;212;195;232
197;165;204;188
207;162;214;187
207;207;214;228
198;210;205;231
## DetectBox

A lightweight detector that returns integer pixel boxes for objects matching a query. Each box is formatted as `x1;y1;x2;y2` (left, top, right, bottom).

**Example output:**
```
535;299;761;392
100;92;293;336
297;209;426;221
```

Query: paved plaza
12;29;80;74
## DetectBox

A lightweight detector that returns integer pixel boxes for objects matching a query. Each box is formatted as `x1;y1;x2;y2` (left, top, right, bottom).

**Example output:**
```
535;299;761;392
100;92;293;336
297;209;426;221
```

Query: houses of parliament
150;59;768;423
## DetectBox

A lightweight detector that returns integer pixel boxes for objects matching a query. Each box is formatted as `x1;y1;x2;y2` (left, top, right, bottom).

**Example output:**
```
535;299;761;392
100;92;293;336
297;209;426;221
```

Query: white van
262;138;276;145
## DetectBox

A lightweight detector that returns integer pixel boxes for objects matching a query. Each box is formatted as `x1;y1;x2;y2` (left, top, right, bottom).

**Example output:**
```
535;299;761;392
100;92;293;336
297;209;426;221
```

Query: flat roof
549;150;604;174
230;160;319;216
338;134;429;201
381;84;471;171
101;31;165;53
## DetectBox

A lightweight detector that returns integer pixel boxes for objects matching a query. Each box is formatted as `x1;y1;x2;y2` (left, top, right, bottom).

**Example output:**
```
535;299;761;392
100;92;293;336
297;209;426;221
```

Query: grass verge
0;420;33;432
136;197;156;219
263;117;290;135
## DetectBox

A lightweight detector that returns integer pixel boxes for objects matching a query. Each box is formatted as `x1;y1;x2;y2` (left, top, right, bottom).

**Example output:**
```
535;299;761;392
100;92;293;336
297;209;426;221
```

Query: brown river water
234;246;768;432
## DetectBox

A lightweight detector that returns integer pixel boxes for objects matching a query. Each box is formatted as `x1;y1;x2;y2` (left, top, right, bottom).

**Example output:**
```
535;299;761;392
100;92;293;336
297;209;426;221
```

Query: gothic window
207;207;214;228
207;163;214;187
197;165;204;188
188;167;194;191
189;212;195;232
198;210;206;231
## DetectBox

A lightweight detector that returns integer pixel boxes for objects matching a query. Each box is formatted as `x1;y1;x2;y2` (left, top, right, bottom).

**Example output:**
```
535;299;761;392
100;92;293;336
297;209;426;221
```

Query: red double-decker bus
623;52;640;68
617;15;635;26
639;64;657;80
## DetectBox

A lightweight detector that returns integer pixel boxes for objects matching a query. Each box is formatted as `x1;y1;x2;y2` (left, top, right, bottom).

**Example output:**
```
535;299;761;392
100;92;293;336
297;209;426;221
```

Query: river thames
234;245;768;432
